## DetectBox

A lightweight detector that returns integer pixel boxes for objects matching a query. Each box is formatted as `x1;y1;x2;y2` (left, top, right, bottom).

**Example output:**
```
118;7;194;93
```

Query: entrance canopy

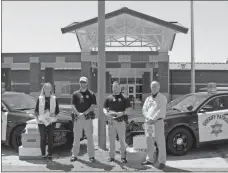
61;7;188;52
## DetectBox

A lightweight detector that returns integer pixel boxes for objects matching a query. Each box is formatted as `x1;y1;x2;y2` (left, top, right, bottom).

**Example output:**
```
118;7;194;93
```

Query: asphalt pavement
1;118;228;172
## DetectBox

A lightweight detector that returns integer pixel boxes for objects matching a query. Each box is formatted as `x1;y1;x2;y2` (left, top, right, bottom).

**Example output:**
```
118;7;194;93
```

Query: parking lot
2;119;228;172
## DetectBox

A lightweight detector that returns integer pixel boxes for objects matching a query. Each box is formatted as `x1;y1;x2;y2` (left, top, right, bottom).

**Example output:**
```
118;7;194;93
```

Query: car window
203;95;228;112
2;94;36;110
168;94;209;112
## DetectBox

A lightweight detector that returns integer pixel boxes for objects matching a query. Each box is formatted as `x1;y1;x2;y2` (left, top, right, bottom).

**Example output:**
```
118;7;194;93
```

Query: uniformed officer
103;81;131;163
70;77;97;162
141;81;167;169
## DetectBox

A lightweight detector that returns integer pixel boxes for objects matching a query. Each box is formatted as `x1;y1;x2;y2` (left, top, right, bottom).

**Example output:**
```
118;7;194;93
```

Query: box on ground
19;146;42;160
21;132;40;148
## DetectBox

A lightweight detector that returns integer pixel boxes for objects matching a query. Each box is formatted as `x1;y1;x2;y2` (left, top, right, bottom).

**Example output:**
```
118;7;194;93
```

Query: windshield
2;94;36;110
167;94;209;112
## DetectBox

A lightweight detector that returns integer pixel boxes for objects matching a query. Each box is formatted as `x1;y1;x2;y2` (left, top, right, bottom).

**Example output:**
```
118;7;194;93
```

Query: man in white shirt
141;81;167;169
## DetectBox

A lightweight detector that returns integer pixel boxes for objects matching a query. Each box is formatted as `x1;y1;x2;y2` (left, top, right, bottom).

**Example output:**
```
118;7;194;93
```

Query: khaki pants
72;119;95;158
146;120;166;164
108;120;126;159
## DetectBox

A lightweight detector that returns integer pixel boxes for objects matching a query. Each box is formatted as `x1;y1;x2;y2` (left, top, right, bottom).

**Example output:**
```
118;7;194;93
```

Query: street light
191;0;195;93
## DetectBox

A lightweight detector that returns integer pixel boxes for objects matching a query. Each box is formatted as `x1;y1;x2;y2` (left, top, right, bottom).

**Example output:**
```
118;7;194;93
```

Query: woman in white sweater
34;83;60;160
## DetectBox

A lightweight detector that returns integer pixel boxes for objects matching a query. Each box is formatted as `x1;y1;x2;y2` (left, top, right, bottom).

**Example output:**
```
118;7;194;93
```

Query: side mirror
200;105;213;112
1;106;7;112
187;105;193;111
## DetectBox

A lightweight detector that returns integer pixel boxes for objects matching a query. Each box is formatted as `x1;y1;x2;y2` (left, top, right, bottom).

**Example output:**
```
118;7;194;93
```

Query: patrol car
1;92;85;151
126;84;228;156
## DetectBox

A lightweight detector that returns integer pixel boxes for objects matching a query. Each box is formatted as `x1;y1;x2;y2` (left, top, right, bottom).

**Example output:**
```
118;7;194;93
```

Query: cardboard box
21;132;40;148
19;146;42;160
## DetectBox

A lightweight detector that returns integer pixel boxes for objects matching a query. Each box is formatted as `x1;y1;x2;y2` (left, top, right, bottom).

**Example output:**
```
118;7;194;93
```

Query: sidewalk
2;118;228;172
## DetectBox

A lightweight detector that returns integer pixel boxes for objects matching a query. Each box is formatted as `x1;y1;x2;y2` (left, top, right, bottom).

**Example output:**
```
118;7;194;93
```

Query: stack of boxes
126;135;147;163
19;119;43;160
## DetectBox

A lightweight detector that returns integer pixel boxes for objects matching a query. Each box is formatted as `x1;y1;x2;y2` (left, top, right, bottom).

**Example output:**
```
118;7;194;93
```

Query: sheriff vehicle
1;92;85;151
127;83;228;156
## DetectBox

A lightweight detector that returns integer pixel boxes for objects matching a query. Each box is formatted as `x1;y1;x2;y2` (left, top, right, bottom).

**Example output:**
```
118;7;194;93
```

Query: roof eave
61;7;189;34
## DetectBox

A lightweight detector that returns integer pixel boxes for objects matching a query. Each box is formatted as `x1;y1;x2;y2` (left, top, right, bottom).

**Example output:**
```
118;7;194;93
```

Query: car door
197;95;228;143
1;102;8;141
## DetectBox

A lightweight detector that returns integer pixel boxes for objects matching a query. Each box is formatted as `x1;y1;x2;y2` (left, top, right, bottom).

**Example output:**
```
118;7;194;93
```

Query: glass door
128;85;136;104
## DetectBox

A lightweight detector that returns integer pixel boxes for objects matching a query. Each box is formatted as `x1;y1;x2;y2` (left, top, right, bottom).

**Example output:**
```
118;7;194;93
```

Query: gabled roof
61;7;188;34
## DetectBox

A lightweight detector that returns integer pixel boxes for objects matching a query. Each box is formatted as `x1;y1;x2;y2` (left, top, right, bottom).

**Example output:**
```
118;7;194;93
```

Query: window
120;78;127;84
204;95;228;112
128;78;135;84
136;85;142;93
136;78;142;84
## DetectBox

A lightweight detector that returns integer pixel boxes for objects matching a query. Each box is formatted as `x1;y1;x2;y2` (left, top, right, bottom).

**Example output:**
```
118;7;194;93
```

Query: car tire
167;127;194;156
11;125;26;151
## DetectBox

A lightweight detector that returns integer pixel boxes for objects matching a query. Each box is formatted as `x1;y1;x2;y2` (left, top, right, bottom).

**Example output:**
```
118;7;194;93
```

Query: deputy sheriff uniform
71;85;97;161
142;92;167;167
104;93;131;162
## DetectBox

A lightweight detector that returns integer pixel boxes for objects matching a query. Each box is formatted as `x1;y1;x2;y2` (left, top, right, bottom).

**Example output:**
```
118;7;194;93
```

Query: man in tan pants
103;81;131;163
141;81;167;169
70;77;97;162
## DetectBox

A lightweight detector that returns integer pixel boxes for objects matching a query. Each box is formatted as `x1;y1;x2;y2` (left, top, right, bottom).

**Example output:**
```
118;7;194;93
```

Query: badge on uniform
118;98;122;102
86;95;89;99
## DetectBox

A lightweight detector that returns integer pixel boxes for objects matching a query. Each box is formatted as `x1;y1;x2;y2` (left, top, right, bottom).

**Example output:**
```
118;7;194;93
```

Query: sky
2;1;228;63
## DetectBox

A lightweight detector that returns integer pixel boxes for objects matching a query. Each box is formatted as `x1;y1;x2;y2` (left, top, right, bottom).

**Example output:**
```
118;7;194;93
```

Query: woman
34;83;59;160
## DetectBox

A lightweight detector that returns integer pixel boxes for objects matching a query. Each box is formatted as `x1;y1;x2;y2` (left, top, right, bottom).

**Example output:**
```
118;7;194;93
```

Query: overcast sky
2;1;228;62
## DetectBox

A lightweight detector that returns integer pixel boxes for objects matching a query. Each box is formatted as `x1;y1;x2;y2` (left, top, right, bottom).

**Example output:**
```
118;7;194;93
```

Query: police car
1;92;85;151
126;83;228;156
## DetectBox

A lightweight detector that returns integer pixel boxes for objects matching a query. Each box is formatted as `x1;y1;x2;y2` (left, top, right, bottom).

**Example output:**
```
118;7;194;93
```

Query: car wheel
167;127;194;156
11;125;26;151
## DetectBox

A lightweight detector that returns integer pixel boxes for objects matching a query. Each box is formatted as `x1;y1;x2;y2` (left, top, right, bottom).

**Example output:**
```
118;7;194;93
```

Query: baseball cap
79;76;88;83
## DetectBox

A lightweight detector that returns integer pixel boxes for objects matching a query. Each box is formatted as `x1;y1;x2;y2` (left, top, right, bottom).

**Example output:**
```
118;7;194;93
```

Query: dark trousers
38;123;55;156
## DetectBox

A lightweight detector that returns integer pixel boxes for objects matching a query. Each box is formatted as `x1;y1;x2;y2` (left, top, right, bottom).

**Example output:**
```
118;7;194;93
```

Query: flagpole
98;0;106;149
191;0;195;93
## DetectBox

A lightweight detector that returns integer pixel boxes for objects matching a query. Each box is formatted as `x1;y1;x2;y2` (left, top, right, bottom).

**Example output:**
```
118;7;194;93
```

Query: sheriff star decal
211;121;223;137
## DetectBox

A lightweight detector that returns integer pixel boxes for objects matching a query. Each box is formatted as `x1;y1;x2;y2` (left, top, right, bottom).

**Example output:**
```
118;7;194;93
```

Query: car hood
129;108;189;123
14;108;72;122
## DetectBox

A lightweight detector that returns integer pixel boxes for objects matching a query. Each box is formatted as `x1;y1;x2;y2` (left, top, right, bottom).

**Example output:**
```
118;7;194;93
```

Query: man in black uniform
103;81;131;163
70;77;97;162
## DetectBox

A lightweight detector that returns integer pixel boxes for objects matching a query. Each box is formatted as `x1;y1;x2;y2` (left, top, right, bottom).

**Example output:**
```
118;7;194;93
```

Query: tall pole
191;0;195;93
98;0;106;149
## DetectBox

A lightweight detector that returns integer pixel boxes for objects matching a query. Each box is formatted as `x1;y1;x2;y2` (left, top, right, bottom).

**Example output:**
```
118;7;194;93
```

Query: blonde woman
34;83;60;160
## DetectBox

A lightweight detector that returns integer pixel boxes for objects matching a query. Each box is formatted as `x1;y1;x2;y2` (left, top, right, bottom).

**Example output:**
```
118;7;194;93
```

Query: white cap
79;76;88;83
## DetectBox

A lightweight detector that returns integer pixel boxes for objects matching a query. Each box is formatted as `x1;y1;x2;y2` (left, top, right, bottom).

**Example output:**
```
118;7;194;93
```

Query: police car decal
1;112;8;141
198;110;228;142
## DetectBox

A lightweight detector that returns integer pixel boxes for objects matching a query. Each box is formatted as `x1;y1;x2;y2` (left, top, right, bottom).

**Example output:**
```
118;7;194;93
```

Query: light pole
98;0;106;150
191;0;195;93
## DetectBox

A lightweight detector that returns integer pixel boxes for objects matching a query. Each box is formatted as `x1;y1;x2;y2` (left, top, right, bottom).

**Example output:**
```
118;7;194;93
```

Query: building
2;7;228;104
2;52;228;104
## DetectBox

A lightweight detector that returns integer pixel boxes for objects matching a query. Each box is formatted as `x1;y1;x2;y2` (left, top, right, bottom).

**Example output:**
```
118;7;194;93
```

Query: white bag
39;111;52;126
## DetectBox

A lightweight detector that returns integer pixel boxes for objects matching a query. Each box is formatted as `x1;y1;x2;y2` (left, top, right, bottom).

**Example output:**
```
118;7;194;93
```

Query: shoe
108;158;115;162
70;157;78;162
141;160;154;165
42;155;46;159
158;163;166;169
121;158;127;163
47;155;52;161
89;157;95;162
